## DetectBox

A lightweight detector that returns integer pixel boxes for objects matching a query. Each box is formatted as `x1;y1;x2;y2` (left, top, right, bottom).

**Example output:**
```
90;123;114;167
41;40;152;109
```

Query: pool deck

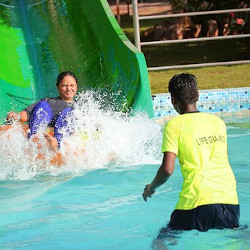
109;1;171;17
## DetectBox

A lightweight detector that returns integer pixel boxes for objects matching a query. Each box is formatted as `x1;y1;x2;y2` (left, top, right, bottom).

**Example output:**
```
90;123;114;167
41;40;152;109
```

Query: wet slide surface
0;0;153;122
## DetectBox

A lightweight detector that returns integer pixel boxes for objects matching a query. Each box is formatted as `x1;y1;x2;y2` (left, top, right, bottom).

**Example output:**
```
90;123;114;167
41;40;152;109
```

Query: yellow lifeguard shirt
162;112;239;210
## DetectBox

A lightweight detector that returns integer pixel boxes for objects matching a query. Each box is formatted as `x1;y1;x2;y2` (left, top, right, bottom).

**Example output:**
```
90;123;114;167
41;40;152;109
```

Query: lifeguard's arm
142;152;176;202
6;110;28;123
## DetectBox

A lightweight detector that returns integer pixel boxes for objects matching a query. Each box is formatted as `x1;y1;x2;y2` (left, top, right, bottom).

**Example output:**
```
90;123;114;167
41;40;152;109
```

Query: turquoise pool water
0;97;249;249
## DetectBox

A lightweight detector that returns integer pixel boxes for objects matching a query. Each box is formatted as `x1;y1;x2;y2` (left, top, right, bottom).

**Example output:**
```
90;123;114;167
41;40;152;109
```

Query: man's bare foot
44;133;58;151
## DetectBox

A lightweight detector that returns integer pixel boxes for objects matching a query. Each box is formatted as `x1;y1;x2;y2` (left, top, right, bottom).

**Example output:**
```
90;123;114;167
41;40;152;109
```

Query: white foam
0;91;162;180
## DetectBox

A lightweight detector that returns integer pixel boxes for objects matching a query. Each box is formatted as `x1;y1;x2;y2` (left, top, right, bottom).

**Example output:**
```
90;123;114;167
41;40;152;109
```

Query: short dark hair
56;71;78;86
168;73;198;104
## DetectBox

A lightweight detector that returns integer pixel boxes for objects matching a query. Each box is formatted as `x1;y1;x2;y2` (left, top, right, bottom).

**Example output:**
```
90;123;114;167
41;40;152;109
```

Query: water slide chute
0;0;153;123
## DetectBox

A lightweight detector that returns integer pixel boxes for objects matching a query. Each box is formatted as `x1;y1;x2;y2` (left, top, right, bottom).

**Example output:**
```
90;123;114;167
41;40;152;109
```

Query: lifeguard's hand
142;184;155;202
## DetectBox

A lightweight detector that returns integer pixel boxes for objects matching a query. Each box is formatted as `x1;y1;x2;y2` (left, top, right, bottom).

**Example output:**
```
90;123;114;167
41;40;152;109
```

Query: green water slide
0;0;153;123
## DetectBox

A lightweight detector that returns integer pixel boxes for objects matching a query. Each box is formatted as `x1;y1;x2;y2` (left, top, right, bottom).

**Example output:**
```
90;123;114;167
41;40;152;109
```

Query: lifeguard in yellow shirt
143;73;239;232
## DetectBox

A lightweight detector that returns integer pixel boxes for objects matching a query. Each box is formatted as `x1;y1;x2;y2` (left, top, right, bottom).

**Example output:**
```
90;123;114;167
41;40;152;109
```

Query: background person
6;71;78;150
143;73;239;234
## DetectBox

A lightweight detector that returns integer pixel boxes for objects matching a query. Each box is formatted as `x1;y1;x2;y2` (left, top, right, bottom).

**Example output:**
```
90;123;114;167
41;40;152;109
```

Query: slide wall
0;0;153;122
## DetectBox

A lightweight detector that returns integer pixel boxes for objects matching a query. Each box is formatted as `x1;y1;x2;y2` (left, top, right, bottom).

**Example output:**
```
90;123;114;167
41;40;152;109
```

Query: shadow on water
151;224;249;250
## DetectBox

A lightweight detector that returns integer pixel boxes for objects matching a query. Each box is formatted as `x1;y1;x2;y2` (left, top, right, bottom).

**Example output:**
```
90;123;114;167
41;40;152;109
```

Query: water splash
0;91;162;180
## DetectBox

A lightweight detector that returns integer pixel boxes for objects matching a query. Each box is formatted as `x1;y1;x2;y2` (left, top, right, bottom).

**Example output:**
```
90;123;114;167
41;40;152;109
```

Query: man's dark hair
56;71;78;86
168;73;198;104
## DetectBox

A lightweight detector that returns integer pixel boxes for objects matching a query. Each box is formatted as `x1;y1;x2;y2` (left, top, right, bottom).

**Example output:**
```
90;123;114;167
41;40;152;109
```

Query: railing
131;0;250;70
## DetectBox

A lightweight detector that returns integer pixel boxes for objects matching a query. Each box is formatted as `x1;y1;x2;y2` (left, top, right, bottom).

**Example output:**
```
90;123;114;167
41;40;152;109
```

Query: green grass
149;64;250;94
119;15;250;94
143;39;250;67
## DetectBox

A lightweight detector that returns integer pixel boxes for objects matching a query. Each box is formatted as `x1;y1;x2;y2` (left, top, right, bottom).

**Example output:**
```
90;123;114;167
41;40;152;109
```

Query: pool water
0;95;249;249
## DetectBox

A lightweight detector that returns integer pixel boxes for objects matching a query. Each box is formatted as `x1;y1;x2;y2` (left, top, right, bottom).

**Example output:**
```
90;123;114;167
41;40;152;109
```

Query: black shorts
168;204;240;232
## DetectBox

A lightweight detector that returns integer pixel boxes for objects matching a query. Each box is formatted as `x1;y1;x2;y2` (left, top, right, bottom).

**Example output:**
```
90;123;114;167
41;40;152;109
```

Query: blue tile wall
152;87;250;120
